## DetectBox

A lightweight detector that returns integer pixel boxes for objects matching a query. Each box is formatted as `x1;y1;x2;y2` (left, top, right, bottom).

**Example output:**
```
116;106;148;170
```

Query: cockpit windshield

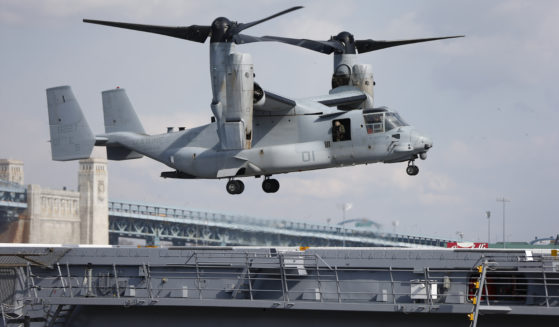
363;110;408;134
384;112;408;131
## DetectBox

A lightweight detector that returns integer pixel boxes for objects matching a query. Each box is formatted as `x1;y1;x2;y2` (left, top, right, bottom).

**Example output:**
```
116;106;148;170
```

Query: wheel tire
262;179;274;193
412;166;419;176
226;181;238;194
406;166;415;176
236;180;245;194
270;179;280;193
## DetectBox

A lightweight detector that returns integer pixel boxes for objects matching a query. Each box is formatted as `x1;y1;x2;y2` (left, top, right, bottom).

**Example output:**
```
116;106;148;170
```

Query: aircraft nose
411;131;433;151
423;136;433;150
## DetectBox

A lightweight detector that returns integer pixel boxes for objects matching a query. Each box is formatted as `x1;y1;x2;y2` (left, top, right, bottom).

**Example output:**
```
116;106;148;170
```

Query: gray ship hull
1;245;558;326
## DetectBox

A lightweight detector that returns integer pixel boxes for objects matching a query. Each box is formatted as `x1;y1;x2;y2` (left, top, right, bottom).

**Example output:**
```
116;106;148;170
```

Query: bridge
0;180;27;234
0;179;452;248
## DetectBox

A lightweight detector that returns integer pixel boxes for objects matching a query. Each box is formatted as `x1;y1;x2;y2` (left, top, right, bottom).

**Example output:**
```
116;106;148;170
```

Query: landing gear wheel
226;180;244;195
406;162;419;176
262;178;280;193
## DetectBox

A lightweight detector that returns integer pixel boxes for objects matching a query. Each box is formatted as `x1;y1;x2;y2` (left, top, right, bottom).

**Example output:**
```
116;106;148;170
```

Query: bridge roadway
108;201;449;247
0;181;451;247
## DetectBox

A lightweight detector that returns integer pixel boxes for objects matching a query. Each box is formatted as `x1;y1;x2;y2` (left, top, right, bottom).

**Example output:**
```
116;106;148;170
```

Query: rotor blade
233;34;273;44
83;19;211;43
237;6;303;32
355;35;464;53
263;36;343;54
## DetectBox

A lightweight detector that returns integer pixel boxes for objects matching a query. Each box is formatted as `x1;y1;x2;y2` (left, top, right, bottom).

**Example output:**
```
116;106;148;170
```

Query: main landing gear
225;177;280;194
226;179;244;195
262;177;280;193
406;160;419;176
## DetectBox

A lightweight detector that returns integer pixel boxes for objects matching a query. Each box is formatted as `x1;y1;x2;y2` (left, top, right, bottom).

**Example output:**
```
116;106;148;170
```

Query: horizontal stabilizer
46;86;95;161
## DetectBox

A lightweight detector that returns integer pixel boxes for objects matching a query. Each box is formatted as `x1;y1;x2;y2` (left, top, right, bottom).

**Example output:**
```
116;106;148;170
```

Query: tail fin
46;86;95;161
102;88;145;160
102;88;145;134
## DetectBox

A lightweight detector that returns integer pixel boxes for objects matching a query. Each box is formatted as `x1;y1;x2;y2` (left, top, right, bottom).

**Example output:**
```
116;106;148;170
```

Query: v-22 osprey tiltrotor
46;6;463;194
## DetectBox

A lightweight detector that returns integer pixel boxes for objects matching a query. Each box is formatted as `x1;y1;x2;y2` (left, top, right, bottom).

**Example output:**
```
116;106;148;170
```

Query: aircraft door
330;118;354;164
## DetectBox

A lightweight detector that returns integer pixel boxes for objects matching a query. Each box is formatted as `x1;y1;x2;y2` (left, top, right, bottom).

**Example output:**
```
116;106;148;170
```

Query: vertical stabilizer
46;86;95;161
102;88;145;134
102;88;145;160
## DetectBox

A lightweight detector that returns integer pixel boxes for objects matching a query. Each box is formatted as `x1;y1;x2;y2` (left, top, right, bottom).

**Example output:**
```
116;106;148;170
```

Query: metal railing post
113;264;120;298
424;267;432;307
66;263;73;298
278;254;290;303
542;262;550;307
245;253;254;301
314;255;323;302
56;263;67;296
389;266;396;305
194;253;202;300
334;265;341;303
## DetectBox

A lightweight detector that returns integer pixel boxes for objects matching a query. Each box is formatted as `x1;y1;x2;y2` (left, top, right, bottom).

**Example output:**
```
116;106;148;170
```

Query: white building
0;158;108;245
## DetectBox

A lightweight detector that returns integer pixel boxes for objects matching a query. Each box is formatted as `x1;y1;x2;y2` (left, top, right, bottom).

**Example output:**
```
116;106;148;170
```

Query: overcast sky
1;0;558;242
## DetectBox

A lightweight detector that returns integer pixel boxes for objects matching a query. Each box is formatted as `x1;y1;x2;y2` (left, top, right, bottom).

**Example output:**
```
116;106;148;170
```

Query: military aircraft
46;6;462;194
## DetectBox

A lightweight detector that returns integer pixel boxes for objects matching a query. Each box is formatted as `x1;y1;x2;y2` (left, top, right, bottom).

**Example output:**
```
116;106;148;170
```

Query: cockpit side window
363;113;384;134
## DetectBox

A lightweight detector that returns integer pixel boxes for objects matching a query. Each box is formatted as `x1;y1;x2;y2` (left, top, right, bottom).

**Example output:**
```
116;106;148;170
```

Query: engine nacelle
224;52;254;149
332;54;375;108
351;64;374;107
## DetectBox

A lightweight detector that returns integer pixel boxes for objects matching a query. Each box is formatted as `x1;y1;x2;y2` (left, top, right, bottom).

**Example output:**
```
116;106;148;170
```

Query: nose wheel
262;177;280;193
406;161;419;176
226;179;245;195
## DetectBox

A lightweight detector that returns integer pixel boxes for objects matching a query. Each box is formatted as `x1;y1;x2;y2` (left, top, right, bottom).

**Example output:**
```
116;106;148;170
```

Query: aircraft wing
306;86;368;109
254;90;296;112
254;86;368;114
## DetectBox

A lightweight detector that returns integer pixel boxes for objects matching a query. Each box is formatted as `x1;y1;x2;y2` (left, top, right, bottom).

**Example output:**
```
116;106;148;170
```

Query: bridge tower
0;159;24;185
78;158;109;244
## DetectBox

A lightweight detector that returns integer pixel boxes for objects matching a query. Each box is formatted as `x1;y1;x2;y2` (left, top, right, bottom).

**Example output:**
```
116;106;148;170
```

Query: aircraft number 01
301;151;316;162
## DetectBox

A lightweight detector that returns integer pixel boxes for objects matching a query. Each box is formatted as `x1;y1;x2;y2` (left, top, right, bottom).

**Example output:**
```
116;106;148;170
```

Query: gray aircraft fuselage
104;101;431;180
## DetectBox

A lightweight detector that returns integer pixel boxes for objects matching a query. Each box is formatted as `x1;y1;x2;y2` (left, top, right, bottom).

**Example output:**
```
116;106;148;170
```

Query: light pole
496;198;510;248
392;220;400;234
486;211;491;244
338;203;352;247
